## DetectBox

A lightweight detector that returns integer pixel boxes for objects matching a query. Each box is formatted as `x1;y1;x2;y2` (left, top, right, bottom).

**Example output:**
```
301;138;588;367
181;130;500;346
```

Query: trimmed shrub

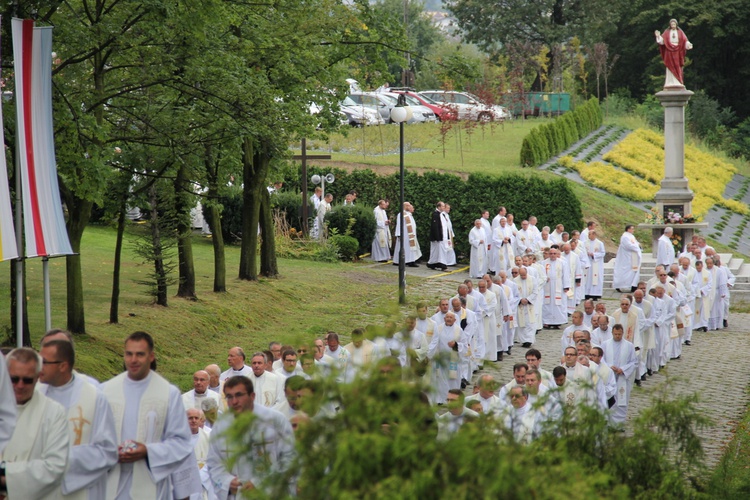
330;234;359;261
271;190;304;231
325;205;377;255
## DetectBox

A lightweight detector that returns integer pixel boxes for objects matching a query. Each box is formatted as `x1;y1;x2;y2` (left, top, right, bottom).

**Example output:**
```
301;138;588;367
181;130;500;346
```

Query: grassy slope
0;226;402;389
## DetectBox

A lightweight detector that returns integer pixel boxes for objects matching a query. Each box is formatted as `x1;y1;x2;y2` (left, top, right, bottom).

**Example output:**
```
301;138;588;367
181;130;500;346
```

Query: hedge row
520;98;603;168
276;167;583;259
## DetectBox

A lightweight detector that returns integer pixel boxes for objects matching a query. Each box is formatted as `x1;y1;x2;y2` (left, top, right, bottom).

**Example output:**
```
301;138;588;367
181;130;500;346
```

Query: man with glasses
182;369;222;412
1;347;68;499
502;386;541;443
275;350;303;380
208;376;295;496
38;339;118;499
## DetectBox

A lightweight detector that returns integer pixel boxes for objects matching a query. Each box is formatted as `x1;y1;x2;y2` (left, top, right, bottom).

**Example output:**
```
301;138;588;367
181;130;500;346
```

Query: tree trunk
259;186;278;277
174;163;196;299
149;186;169;307
203;145;226;292
238;137;270;281
109;195;127;324
64;196;92;334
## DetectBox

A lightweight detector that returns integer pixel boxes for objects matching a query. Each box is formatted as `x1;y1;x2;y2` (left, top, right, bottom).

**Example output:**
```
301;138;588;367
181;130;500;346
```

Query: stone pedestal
654;88;694;218
637;223;709;257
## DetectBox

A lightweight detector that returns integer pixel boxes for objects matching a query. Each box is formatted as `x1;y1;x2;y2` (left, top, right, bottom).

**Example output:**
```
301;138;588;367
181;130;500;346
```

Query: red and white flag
0;91;18;261
12;18;72;258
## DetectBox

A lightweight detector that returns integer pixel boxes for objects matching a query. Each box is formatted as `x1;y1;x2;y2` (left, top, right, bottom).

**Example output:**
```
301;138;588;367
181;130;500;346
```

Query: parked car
347;92;398;123
380;92;437;123
418;90;510;122
390;89;456;122
339;96;386;126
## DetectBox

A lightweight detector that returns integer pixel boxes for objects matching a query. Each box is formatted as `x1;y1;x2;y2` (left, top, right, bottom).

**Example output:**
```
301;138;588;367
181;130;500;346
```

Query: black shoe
684;340;691;346
521;342;532;348
392;262;399;266
440;265;448;270
724;319;728;328
461;378;468;389
407;263;419;267
647;369;653;376
426;264;436;270
496;351;503;361
507;346;512;355
701;327;707;332
640;374;647;381
635;379;642;387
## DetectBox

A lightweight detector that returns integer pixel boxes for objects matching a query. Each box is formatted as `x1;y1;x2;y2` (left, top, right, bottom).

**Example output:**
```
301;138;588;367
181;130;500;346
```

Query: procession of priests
0;209;728;497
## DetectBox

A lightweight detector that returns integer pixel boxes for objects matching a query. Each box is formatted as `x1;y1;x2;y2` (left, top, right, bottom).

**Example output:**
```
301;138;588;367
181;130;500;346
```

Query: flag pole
14;141;23;348
43;257;51;330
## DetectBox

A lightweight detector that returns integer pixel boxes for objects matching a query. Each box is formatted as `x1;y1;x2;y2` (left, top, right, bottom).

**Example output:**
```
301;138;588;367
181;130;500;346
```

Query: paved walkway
399;267;750;469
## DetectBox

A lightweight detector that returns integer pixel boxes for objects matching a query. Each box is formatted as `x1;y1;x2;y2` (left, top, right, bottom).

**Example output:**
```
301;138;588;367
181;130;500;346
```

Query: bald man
182;370;222;413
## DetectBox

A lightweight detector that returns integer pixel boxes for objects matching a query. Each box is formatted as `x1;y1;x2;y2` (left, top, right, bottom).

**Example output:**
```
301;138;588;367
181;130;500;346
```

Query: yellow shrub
601;128;747;216
570;160;657;201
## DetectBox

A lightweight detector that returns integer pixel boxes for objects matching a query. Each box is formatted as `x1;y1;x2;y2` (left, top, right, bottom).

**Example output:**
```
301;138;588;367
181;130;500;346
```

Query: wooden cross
292;138;331;236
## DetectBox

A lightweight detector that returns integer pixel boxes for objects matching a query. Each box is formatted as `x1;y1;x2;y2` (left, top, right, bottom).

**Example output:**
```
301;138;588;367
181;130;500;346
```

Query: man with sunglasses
1;347;68;499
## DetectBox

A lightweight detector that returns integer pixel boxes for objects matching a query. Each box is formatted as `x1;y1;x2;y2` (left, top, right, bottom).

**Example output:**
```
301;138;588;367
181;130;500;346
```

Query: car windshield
403;95;421;106
414;93;439;105
358;95;382;107
341;96;357;106
466;92;488;105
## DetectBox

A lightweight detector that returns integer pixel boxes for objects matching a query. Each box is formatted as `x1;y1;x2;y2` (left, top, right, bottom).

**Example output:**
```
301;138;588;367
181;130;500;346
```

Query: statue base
638;223;708;257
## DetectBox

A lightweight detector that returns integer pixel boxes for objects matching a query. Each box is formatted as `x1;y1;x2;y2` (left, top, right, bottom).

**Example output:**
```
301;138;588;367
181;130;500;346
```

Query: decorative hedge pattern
520;98;603;167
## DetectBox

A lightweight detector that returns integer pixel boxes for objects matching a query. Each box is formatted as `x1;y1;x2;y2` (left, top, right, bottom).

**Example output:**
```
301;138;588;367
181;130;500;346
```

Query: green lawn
301;118;554;175
0;226;404;389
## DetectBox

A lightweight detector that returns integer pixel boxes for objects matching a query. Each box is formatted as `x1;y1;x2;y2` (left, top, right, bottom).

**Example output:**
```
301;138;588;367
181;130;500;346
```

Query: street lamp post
390;95;412;304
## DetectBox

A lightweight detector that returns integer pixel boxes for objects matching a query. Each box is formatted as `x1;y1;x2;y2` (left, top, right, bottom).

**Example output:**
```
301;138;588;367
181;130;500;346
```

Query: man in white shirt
371;199;392;262
220;347;252;381
38;339;118;500
1;347;68;499
602;324;638;425
656;227;675;268
101;332;193;500
186;408;215;500
465;374;504;415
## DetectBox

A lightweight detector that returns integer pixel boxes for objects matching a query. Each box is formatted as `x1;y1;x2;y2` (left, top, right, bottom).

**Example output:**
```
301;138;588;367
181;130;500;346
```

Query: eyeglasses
225;392;248;401
43;359;63;365
510;394;525;399
10;376;36;385
297;349;307;354
284;358;297;363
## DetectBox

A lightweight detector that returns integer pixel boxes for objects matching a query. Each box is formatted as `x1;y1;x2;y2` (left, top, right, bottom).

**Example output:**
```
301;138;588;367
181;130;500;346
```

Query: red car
390;89;457;122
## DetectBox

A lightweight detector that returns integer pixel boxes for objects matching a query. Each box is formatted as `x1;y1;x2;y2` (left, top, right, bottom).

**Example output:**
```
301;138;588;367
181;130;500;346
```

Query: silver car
381;92;437;123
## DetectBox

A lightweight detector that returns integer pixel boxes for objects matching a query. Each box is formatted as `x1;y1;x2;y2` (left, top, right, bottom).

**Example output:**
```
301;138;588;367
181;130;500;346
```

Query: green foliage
224;368;707;498
210;187;244;244
329;234;360;261
519;98;603;166
325;205;377;255
634;94;664;130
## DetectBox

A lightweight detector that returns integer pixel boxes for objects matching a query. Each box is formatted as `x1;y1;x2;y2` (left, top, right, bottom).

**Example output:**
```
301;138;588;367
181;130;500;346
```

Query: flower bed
559;156;657;201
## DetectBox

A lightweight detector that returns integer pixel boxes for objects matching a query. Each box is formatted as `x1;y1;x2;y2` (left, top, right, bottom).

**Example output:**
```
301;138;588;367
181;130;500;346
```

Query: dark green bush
270;190;304;231
325;205;377;255
329;234;359;261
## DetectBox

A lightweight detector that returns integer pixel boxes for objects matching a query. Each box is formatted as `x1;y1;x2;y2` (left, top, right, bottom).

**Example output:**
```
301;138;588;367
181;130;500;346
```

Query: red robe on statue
659;28;688;85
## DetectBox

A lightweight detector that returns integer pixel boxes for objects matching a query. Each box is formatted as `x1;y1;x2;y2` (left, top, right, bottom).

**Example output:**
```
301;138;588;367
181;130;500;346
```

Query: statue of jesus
655;19;693;89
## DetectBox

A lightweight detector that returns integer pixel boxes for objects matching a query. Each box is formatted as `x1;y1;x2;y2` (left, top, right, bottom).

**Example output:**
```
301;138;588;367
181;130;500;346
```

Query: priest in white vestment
692;261;712;331
0;352;16;454
183;370;222;412
38;340;119;500
208;376;295;497
187;409;216;500
706;257;728;330
101;332;193;500
1;348;69;500
492;218;515;274
220;347;252;381
542;248;570;328
436;390;479;441
469;220;488;278
247;354;285;407
561;243;582;314
477;280;499;362
371;200;392;262
602;325;638;424
501;386;542;444
392;202;421;266
583;231;606;299
514;267;538;347
428;313;470;404
465;375;505;415
656;227;675;268
613;225;642;292
442;205;457;266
